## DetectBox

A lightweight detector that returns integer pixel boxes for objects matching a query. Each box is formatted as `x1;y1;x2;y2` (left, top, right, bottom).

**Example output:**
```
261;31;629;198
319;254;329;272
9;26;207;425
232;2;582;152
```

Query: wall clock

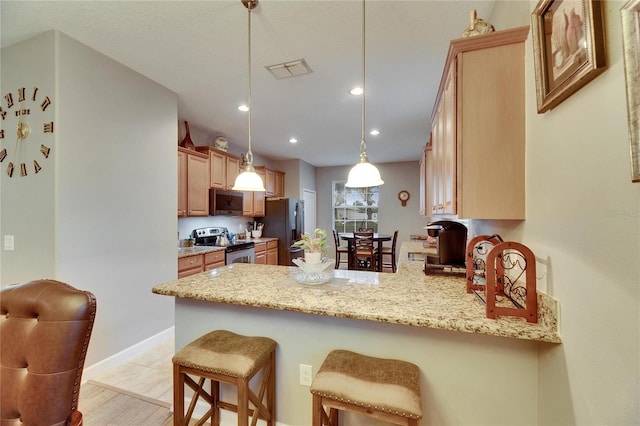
0;86;53;177
398;190;410;206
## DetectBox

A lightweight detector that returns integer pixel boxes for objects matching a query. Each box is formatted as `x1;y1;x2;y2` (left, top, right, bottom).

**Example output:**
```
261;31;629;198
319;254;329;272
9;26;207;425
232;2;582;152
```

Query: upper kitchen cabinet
178;147;209;217
243;168;266;217
425;26;529;220
256;166;285;197
195;146;240;190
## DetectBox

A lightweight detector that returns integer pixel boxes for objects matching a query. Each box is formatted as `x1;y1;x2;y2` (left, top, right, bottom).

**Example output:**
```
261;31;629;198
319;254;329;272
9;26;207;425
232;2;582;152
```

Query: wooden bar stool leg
312;395;323;426
237;377;249;426
173;365;184;426
212;379;220;426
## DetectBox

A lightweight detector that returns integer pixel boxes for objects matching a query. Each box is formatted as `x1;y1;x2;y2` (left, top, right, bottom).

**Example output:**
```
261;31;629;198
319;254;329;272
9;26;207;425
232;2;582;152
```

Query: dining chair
380;230;399;273
333;230;349;269
357;227;375;233
1;279;97;426
352;231;377;271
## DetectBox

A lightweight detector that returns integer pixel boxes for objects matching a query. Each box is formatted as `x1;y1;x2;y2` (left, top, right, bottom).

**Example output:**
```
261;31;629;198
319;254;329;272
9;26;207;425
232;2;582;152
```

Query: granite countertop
157;242;560;343
178;237;278;258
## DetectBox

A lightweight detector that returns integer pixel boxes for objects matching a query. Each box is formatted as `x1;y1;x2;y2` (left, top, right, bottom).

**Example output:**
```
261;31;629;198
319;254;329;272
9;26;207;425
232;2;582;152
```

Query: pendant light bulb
233;0;265;192
345;0;383;189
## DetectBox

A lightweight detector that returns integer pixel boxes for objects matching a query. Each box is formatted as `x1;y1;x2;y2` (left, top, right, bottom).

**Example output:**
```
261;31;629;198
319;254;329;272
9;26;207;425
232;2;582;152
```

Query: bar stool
310;349;422;426
172;330;277;426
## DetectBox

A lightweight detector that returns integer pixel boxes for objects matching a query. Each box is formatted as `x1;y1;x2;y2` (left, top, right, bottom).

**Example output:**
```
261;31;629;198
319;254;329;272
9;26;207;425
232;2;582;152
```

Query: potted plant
292;228;328;264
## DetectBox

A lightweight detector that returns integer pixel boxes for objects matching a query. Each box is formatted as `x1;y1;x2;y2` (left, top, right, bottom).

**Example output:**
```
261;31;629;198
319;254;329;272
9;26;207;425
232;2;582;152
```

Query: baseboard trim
82;326;174;382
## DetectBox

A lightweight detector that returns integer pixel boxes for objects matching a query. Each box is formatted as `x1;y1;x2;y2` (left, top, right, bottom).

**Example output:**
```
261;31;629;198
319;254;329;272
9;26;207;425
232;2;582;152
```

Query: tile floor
88;337;175;408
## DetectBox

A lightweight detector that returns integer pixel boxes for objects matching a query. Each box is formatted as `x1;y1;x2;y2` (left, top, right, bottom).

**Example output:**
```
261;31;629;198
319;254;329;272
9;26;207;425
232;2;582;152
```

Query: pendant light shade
345;0;383;188
233;0;265;192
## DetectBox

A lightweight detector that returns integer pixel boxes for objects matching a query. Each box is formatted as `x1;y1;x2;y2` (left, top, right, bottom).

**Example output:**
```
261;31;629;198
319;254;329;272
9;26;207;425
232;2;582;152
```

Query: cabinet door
187;154;209;216
265;169;276;196
254;243;267;264
275;171;285;197
243;191;254;217
226;156;240;189
204;251;225;271
441;64;457;215
178;255;204;278
178;150;188;217
266;240;278;265
209;150;227;188
253;190;265;217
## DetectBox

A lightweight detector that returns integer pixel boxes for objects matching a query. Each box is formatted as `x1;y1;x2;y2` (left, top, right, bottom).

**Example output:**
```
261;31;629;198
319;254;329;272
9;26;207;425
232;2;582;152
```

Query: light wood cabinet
196;146;240;190
178;149;188;217
257;166;285;197
425;26;529;219
266;240;278;265
178;254;204;278
254;240;278;265
179;250;225;278
178;147;209;217
242;169;266;217
204;251;225;271
274;171;285;197
254;242;267;265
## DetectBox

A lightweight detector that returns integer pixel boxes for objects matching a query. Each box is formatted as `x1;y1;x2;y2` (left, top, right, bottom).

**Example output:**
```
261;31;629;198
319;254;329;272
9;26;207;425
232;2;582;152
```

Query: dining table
339;233;392;272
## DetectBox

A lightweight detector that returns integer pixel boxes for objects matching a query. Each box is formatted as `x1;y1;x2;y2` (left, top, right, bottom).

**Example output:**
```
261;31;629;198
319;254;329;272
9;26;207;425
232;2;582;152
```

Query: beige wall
1;31;178;366
482;1;640;424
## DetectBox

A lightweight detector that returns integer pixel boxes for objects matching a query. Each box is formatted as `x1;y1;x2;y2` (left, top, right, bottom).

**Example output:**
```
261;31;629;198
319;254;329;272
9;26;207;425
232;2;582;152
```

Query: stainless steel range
191;227;255;264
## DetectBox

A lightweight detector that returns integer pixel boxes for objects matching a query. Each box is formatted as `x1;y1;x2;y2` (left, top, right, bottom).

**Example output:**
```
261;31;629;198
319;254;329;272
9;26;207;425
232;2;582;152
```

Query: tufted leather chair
1;279;97;426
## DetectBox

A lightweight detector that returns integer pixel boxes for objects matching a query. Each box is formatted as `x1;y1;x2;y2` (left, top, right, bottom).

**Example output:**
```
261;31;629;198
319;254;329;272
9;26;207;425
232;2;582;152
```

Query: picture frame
621;0;640;182
531;0;606;113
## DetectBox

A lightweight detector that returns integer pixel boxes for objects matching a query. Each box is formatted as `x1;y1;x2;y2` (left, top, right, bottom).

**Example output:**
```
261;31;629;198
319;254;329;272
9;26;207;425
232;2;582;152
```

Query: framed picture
531;0;606;113
621;0;640;182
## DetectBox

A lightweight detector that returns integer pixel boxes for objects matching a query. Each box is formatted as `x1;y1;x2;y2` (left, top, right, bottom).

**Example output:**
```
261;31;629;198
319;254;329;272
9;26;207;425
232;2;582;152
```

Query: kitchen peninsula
153;242;560;425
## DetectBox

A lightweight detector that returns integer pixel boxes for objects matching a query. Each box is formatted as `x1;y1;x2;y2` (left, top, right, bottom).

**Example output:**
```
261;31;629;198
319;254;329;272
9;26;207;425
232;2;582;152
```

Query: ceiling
1;0;495;167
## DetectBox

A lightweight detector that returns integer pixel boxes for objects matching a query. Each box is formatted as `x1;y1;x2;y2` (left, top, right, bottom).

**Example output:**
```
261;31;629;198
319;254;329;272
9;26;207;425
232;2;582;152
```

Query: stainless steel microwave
209;189;244;216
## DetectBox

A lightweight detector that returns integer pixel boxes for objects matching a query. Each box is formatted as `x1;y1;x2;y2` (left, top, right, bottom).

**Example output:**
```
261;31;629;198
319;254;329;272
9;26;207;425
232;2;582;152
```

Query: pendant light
345;0;384;188
233;0;266;192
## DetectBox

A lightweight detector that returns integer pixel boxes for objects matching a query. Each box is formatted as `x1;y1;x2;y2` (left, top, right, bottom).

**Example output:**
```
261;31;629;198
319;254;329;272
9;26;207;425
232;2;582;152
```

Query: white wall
483;2;640;424
1;32;57;283
316;161;425;259
1;31;178;366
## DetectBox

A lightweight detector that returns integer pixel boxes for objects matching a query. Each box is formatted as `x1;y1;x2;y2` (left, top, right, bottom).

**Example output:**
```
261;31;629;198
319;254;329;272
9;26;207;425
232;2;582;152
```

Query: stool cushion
310;350;422;419
172;330;276;378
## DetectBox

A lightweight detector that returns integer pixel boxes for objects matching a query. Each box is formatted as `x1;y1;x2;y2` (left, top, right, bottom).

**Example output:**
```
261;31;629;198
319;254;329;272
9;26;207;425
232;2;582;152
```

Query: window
332;181;379;233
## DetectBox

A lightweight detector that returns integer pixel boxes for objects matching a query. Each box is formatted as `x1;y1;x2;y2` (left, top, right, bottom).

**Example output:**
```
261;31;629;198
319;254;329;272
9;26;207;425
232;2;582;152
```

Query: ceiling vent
265;58;313;79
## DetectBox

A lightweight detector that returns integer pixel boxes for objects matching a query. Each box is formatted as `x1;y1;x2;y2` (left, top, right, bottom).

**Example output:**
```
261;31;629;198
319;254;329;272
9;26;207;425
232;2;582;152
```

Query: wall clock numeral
0;129;4;139
40;145;50;158
20;163;27;177
44;122;54;133
0;149;6;162
34;160;42;174
17;87;26;102
5;93;14;109
6;162;14;177
40;97;52;112
0;107;5;120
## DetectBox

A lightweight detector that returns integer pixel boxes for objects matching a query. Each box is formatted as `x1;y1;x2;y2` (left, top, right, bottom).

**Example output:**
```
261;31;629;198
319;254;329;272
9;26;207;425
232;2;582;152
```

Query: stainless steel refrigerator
261;198;304;266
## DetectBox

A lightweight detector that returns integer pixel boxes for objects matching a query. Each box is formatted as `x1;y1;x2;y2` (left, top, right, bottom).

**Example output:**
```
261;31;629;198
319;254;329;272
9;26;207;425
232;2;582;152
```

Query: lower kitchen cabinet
255;240;278;265
267;240;278;265
204;251;225;271
178;254;204;278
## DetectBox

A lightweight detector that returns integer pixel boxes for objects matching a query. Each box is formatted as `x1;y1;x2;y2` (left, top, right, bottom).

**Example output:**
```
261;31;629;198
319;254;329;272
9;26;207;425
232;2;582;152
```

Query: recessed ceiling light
369;129;380;136
289;138;298;144
238;104;249;112
350;87;363;95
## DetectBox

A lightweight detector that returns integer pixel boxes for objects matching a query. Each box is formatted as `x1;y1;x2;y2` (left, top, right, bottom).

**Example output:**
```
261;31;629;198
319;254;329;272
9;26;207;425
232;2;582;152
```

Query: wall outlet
3;235;14;251
299;364;312;386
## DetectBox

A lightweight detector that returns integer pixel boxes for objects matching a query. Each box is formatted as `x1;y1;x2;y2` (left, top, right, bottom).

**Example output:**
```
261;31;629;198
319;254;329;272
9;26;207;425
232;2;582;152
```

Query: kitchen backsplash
178;216;254;241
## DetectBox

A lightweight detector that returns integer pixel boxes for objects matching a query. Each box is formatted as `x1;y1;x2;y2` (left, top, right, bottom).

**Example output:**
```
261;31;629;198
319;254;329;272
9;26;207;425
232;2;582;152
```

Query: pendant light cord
246;1;254;165
360;0;367;157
